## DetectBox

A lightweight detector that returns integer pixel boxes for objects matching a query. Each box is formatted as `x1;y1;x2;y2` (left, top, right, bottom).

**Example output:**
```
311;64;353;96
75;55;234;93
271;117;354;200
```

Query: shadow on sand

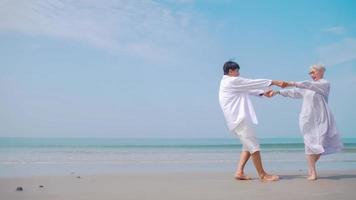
318;174;356;180
279;174;356;180
279;175;304;180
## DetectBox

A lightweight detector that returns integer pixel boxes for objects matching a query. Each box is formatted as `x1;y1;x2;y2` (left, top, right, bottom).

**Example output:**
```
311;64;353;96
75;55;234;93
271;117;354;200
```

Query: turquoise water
0;137;355;177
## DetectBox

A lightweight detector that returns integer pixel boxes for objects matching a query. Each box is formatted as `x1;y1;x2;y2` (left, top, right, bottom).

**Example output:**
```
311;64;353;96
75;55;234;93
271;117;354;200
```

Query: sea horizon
1;136;356;148
1;136;355;177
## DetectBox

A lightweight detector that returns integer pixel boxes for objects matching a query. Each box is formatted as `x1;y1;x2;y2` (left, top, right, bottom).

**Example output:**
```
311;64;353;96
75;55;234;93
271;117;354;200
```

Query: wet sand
1;170;356;200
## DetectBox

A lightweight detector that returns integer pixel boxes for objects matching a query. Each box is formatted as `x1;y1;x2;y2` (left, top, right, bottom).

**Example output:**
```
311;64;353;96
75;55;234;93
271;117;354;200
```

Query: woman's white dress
280;79;343;155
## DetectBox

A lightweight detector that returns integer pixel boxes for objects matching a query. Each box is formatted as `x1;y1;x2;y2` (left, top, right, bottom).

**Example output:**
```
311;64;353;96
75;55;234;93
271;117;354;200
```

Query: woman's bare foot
260;174;279;182
307;169;317;180
234;173;252;180
307;175;317;181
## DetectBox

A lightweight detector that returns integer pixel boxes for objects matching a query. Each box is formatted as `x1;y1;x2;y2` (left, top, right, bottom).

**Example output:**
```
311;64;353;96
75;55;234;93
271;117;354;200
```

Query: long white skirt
303;132;343;155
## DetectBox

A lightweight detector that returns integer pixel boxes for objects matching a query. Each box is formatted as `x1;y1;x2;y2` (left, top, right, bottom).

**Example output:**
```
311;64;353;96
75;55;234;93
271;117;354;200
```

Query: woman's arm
277;88;303;99
287;80;329;96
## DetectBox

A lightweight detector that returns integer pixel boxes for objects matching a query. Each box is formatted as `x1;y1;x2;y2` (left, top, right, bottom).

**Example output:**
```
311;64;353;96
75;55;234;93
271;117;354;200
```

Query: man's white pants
234;120;260;153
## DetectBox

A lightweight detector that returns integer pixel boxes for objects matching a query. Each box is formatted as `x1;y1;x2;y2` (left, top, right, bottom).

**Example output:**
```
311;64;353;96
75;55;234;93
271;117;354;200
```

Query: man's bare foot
234;173;252;180
260;174;279;182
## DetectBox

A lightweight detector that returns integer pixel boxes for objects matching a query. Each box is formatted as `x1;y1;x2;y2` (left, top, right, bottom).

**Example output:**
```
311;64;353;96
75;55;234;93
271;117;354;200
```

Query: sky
0;0;355;138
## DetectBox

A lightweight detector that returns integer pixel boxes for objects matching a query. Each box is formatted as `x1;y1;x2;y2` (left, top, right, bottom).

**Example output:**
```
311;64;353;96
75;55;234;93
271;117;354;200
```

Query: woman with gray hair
272;64;343;180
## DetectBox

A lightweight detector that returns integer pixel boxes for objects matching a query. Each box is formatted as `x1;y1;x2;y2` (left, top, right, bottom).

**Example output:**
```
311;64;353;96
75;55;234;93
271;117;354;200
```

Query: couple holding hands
219;61;343;182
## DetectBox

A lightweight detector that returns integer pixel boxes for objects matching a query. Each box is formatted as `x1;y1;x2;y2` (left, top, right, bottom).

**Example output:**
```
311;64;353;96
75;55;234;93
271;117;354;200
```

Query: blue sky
0;0;355;138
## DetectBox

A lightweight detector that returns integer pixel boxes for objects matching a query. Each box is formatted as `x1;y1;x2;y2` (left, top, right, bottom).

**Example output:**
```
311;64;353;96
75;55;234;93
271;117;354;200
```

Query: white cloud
316;38;356;66
322;26;347;35
0;0;207;60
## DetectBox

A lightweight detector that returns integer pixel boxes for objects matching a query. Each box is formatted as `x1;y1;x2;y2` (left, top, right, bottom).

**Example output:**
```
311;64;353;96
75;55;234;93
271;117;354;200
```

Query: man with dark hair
219;60;286;181
223;61;240;75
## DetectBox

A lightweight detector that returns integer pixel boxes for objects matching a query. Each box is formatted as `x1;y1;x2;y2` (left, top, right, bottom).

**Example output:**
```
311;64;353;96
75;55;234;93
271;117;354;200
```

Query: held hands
281;81;289;88
263;90;280;98
265;80;295;97
263;90;274;97
272;80;292;88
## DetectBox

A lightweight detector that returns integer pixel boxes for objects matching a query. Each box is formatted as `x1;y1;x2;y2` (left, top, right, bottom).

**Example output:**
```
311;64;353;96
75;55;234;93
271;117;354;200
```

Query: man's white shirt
219;75;272;131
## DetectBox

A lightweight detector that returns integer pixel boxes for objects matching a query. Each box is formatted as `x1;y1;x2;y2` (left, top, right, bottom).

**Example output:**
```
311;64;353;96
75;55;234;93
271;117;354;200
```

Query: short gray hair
310;64;326;73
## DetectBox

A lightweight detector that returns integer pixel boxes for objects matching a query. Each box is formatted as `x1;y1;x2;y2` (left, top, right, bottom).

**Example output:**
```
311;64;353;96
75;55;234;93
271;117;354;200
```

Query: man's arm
230;78;288;93
248;89;266;96
229;77;272;92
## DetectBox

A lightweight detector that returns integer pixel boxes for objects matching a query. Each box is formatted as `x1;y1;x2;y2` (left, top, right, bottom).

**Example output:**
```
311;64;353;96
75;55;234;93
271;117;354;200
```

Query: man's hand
263;90;275;97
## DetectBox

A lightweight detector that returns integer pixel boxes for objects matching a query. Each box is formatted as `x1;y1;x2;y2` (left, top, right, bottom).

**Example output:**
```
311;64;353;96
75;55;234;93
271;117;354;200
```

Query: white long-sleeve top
219;75;271;131
279;79;343;154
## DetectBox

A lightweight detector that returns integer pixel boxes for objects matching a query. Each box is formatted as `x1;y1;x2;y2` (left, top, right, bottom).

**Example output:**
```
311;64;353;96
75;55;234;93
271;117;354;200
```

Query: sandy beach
1;138;355;199
1;170;356;200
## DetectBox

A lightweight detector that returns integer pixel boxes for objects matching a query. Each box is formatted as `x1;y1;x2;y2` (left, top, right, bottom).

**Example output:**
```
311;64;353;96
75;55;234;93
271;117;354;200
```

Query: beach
1;170;356;200
1;137;356;199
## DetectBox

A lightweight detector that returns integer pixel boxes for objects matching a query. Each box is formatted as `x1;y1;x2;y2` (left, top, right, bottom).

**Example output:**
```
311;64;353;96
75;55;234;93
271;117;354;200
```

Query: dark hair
223;61;240;75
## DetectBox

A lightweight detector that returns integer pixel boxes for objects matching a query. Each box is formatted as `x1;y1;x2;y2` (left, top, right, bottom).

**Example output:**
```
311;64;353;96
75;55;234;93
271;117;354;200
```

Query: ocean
0;137;355;177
